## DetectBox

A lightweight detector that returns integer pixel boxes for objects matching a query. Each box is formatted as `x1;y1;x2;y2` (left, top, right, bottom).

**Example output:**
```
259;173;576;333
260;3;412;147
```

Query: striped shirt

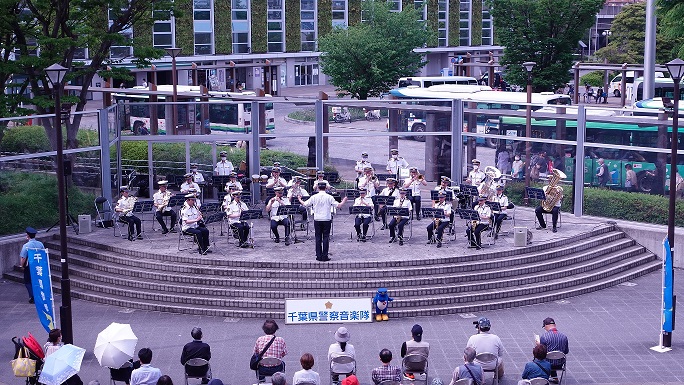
540;328;569;367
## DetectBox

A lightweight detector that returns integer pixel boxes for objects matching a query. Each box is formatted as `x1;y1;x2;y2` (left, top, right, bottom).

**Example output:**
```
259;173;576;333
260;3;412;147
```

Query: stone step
38;251;655;311
42;230;628;280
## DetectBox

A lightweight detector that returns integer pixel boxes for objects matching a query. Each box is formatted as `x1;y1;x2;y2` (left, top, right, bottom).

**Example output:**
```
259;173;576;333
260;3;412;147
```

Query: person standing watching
466;317;505;379
625;164;638;192
181;327;211;384
538;317;568;384
130;348;162;385
19;226;43;304
298;182;348;261
596;158;611;188
214;151;234;176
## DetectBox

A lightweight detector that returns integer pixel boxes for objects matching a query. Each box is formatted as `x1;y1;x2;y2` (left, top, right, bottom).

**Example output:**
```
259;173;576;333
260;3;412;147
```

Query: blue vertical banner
28;249;56;333
663;238;674;333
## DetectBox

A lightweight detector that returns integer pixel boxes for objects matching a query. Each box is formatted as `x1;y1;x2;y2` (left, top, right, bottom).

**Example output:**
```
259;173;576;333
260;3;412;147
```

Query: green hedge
470;0;482;46
504;181;684;226
0;172;96;236
580;71;604;87
427;0;439;47
250;1;267;53
215;0;232;54
448;0;459;46
317;0;332;37
0;126;100;153
175;0;194;55
285;0;301;52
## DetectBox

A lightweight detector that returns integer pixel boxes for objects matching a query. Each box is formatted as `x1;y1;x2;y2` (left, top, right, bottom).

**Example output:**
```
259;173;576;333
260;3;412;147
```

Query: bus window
209;104;238;125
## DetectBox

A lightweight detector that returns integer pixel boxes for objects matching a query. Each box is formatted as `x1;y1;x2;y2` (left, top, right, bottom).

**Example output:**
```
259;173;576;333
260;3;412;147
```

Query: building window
459;1;470;46
482;4;493;45
109;9;133;59
194;0;213;55
294;62;319;86
438;0;447;47
267;0;284;52
414;0;426;21
332;0;347;28
387;0;401;11
232;0;250;54
153;10;174;49
301;0;316;51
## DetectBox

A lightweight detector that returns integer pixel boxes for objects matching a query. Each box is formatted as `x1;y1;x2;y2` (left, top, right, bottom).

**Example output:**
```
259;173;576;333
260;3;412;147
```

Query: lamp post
523;61;536;203
601;30;611;49
45;63;73;345
663;58;684;348
165;47;182;135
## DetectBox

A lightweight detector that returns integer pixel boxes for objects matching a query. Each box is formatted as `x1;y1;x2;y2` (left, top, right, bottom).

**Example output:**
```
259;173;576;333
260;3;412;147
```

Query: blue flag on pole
28;248;56;333
663;238;674;333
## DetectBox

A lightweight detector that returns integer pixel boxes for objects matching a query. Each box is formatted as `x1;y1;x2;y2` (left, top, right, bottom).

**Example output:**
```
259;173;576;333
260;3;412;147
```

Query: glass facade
109;9;133;59
332;0;347;28
459;1;471;46
153;10;174;49
438;0;447;47
231;0;250;54
482;2;493;46
194;0;213;55
267;0;285;52
301;0;316;51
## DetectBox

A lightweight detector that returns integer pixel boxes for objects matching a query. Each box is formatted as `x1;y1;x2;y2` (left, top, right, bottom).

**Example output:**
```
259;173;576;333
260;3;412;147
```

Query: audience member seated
466;317;505;379
371;348;401;384
156;375;173;385
400;324;429;379
517;344;551;385
180;327;211;383
538;317;569;384
293;353;320;385
131;348;162;385
448;347;483;385
254;319;287;381
328;327;356;383
43;328;64;357
272;372;288;385
341;375;360;385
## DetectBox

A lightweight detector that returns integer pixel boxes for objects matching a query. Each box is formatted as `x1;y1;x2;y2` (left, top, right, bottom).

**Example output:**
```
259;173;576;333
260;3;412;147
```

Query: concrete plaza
1;262;683;385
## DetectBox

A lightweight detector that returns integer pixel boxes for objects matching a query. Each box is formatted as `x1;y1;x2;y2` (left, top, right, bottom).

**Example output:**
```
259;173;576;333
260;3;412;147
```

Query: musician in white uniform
490;185;509;239
403;167;428;220
388;189;412;246
190;163;205;184
466;195;491;250
266;167;288;189
358;166;380;197
214;151;234;176
227;191;250;247
180;194;210;254
266;187;292;245
427;190;452;248
180;173;202;207
314;170;332;191
386;148;409;178
224;172;243;192
299;182;348;261
287;176;310;222
377;178;399;228
353;188;374;241
115;187;142;241
466;159;486;186
355;152;372;178
153;180;177;234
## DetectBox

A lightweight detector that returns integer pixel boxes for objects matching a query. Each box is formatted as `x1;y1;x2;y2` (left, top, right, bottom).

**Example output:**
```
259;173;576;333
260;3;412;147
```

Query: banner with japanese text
285;297;373;324
28;249;56;333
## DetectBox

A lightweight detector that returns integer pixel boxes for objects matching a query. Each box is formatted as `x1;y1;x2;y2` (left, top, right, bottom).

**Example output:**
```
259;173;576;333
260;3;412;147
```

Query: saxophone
541;169;566;211
157;190;172;212
479;166;502;201
395;197;405;221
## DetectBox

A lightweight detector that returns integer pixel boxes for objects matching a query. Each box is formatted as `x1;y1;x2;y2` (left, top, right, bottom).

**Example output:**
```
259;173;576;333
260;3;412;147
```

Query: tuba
541;169;566;211
479;166;502;200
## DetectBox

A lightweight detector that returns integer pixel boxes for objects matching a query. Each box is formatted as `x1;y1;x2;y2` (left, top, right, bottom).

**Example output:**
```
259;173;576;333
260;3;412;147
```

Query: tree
0;0;173;149
486;0;604;92
658;0;684;57
596;2;680;64
318;0;433;100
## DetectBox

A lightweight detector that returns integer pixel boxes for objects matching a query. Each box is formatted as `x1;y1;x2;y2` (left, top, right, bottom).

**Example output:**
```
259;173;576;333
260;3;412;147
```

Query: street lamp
523;61;536;203
662;58;684;348
45;63;73;345
165;47;182;135
602;30;612;49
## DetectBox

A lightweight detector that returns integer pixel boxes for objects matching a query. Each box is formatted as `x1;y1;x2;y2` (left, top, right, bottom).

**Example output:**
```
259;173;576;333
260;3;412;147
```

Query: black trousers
409;196;421;218
354;216;372;236
389;217;409;238
427;220;450;241
155;210;177;231
120;215;141;236
231;222;249;243
493;213;507;232
270;218;291;239
314;220;332;259
535;206;559;228
378;206;389;225
466;223;488;246
23;263;32;300
184;226;210;251
297;205;308;221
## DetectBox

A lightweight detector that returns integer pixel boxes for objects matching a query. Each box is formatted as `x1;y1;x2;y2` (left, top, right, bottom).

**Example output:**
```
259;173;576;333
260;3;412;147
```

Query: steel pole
524;74;532;204
664;78;680;347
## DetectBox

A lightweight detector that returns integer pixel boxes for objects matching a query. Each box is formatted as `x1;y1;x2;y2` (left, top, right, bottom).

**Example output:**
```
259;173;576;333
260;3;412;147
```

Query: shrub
579;71;604;87
0;126;51;153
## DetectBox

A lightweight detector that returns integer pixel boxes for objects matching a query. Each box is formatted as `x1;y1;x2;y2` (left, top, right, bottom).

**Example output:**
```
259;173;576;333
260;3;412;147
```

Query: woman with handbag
253;319;287;381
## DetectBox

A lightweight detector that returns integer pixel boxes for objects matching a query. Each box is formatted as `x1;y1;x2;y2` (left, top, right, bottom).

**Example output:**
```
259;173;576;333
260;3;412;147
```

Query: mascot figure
372;287;393;321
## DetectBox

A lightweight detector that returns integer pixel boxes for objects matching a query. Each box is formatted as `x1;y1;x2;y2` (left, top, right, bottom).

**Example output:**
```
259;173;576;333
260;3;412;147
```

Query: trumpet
417;173;424;181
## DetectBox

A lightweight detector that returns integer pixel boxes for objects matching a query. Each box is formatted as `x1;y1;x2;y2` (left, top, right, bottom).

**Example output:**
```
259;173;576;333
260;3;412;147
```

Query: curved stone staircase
4;224;659;318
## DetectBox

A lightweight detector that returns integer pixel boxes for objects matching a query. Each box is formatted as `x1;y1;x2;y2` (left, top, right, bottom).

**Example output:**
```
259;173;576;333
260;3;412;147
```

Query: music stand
457;209;481;247
485;201;502;212
345;189;361;199
525;187;546;201
213;175;230;189
430;190;454;201
421;208;446;220
203;211;226;244
238;209;263;248
277;205;305;243
386;207;410;218
374;195;396;206
459;184;479;197
349;206;373;215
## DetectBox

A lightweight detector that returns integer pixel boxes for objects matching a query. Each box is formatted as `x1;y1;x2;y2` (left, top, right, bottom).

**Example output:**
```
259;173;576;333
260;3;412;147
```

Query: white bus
628;76;684;103
388;85;571;144
113;85;275;135
397;76;479;88
608;71;666;97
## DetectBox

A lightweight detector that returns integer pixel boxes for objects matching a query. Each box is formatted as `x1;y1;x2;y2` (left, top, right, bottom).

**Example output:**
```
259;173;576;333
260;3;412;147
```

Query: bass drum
637;170;656;193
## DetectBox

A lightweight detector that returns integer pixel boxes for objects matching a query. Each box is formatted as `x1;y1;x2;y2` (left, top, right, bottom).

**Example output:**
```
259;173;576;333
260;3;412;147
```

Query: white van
609;71;666;97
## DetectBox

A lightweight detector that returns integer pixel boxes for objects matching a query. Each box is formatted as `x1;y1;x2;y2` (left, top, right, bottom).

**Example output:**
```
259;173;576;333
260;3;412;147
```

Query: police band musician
466;195;492;250
190;163;205;184
490;185;509;240
353;188;374;241
388;188;412;246
535;169;565;233
358;166;381;200
355;152;372;178
386;148;409;179
287;176;309;223
224;172;243;193
153;180;177;234
226;190;250;248
465;159;486;187
403;167;427;220
266;186;292;245
426;190;452;248
180;193;211;254
115;187;142;241
376;177;400;229
214;151;234;176
180;173;202;206
266;167;288;190
314;170;332;191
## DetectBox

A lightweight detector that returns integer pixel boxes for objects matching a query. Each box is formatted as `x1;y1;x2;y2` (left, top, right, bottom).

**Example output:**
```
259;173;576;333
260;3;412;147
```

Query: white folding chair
256;357;283;383
184;358;211;385
475;352;500;385
329;355;356;385
546;351;567;385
